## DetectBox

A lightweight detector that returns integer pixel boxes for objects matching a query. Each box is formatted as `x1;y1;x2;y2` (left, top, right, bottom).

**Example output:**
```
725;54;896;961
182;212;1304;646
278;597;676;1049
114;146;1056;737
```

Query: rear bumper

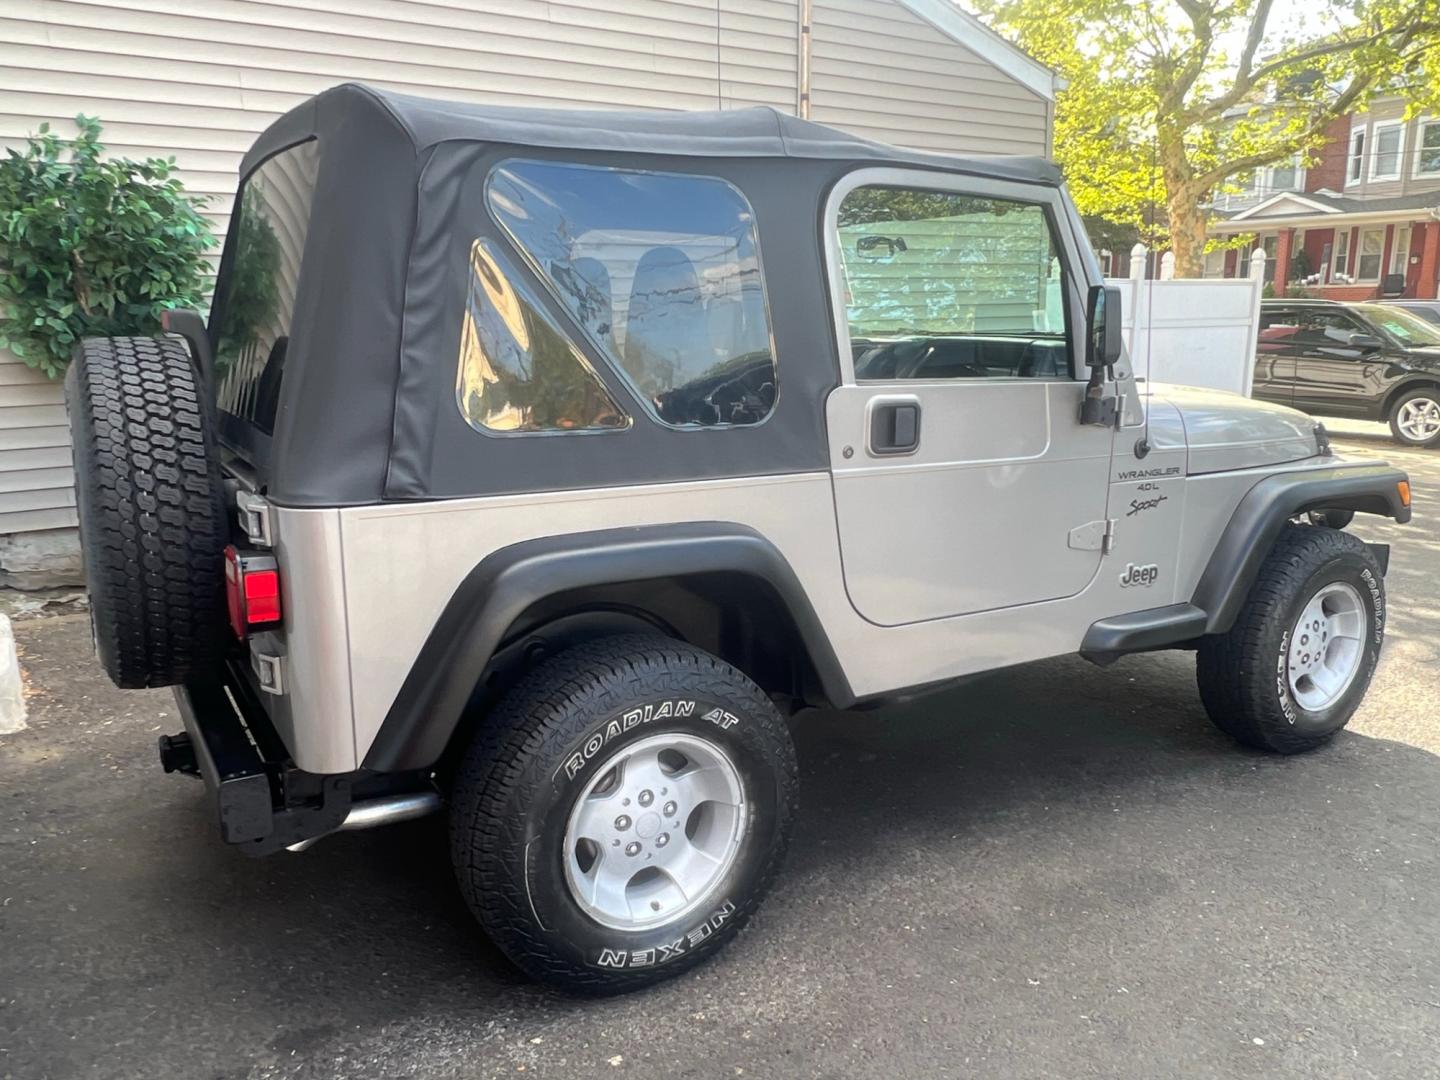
169;664;354;856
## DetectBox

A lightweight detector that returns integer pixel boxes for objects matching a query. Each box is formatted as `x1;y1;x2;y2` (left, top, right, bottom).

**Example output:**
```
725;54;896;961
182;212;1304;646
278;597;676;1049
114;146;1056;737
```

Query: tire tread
65;336;228;688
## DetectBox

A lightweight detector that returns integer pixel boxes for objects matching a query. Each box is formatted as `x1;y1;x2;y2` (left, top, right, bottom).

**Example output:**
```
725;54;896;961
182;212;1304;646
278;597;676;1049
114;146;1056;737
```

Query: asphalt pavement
1;425;1437;1080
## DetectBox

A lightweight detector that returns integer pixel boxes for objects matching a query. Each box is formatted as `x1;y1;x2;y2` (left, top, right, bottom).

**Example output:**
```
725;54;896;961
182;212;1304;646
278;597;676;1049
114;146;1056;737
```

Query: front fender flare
361;522;851;772
1191;463;1410;635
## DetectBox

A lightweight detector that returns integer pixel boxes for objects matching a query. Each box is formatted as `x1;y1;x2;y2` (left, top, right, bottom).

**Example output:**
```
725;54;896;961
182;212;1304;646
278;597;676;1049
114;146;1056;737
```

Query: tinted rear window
213;140;319;435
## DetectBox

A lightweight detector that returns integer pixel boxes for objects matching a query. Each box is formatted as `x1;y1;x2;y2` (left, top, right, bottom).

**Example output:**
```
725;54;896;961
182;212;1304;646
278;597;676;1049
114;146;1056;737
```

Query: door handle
868;398;921;456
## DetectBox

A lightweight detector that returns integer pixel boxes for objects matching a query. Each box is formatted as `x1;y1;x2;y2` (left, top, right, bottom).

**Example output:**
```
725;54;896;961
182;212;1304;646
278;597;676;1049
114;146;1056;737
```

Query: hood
1149;383;1322;475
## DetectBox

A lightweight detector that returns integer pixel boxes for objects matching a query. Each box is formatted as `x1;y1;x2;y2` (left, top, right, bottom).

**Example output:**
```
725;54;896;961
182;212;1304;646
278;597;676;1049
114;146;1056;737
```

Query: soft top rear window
212;139;320;436
486;160;778;429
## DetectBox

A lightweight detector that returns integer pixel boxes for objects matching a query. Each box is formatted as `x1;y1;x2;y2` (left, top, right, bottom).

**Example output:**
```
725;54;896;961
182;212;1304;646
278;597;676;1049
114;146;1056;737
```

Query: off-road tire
65;336;229;688
1197;525;1384;754
449;634;798;993
1388;387;1440;448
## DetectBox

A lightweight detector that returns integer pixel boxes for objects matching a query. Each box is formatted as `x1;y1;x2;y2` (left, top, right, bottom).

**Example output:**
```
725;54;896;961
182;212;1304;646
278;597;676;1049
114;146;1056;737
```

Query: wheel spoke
583;852;636;920
657;837;721;901
570;792;621;846
671;763;740;808
1307;660;1348;700
1326;607;1364;641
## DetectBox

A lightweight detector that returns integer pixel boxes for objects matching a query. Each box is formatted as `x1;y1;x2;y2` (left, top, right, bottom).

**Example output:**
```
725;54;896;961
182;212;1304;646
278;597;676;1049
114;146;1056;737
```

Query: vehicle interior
852;334;1069;380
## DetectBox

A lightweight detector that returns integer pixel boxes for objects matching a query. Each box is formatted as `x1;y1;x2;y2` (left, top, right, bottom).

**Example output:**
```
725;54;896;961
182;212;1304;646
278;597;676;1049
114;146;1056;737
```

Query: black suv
1255;298;1440;447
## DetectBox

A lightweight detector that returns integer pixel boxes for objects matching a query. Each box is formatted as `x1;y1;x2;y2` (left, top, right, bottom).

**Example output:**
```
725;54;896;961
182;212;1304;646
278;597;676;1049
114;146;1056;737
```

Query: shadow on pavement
4;615;1439;1080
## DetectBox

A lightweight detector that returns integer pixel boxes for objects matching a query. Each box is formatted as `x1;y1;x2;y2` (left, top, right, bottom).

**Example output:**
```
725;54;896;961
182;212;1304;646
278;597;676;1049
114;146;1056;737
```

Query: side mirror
1086;284;1123;368
1347;332;1384;351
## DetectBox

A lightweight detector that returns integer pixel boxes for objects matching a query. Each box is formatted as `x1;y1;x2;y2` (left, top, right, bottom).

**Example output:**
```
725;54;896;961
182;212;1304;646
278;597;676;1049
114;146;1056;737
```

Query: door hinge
1068;518;1116;554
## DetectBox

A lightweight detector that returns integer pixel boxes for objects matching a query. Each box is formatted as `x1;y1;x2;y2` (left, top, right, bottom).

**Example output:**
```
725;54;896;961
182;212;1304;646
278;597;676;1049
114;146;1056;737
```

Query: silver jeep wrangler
65;84;1412;993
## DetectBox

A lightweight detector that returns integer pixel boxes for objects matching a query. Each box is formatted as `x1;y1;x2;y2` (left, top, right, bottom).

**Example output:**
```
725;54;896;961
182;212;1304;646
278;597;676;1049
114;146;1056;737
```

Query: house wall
1305;115;1351;194
1344;97;1440;199
0;0;1053;549
809;0;1050;154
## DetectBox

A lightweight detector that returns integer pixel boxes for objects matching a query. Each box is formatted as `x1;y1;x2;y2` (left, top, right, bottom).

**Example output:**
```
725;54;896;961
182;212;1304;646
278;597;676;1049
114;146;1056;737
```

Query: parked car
66;85;1411;993
1255;298;1440;447
1378;299;1440;327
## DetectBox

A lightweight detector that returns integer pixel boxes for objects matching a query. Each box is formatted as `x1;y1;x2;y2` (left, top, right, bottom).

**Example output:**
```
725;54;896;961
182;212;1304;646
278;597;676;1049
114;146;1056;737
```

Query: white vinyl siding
0;356;75;534
0;0;1051;533
809;0;1049;154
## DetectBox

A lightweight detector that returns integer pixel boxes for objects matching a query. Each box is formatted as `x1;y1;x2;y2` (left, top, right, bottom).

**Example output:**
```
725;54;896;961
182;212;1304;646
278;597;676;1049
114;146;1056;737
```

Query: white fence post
1159;251;1175;280
1249;247;1267;281
1129;242;1147;281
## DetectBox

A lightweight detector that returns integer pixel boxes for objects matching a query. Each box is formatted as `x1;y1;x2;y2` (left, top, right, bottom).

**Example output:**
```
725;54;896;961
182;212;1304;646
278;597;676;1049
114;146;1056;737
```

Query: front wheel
1197;525;1385;754
449;634;797;993
1389;388;1440;447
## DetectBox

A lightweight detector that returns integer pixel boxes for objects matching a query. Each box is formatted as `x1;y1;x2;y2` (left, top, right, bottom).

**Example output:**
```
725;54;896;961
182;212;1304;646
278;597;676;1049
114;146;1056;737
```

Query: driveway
2;428;1438;1080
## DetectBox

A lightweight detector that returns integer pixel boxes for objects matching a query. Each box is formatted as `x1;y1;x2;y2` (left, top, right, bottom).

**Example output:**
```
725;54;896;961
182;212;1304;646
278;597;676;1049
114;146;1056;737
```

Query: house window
1259;234;1279;284
1356;228;1385;280
1390;226;1412;277
1269;158;1300;191
1417;119;1440;176
1203;248;1227;278
1370;122;1404;180
1332;230;1351;279
1348;129;1366;183
1099;249;1113;276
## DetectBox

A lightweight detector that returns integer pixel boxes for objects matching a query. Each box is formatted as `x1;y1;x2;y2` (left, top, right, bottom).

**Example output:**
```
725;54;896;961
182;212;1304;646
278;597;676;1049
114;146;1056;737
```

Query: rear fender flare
361;522;851;772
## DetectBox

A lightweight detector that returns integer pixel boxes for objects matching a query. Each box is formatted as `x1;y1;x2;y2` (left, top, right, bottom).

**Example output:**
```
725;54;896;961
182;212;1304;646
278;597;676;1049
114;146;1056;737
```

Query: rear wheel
1388;388;1440;447
1197;525;1384;754
65;336;229;688
449;634;797;993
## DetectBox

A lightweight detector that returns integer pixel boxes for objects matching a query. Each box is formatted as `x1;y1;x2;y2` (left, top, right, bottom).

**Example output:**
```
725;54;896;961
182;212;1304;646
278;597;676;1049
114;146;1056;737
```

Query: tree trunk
1166;197;1210;278
1155;126;1209;278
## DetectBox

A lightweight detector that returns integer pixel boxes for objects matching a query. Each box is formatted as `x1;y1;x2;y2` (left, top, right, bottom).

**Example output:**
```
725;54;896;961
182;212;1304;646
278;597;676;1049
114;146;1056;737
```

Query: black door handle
869;400;921;455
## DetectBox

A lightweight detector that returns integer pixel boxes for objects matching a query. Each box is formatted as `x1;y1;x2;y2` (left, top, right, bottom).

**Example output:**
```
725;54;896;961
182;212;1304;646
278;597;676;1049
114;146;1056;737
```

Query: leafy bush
0;115;214;377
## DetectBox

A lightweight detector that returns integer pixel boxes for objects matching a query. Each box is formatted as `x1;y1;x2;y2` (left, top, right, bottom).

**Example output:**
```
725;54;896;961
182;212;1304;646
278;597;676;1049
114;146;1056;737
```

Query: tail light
225;545;282;638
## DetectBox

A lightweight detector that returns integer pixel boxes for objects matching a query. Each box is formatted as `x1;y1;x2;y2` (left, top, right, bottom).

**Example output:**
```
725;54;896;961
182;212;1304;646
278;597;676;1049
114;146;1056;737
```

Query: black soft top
222;84;1064;507
244;83;1062;187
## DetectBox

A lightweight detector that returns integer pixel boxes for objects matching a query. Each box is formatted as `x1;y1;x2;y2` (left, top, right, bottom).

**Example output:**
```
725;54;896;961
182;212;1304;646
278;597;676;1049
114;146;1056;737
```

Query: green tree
0;115;214;376
974;0;1440;276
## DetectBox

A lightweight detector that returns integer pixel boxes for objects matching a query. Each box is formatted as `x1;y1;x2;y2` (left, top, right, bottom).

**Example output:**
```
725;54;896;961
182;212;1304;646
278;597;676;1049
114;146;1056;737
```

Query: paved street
2;427;1437;1080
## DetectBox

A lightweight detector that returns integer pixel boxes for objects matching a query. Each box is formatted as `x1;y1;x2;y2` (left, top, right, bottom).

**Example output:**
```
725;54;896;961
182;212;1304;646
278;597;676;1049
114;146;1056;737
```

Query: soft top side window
213;139;320;436
457;240;629;435
486;160;778;429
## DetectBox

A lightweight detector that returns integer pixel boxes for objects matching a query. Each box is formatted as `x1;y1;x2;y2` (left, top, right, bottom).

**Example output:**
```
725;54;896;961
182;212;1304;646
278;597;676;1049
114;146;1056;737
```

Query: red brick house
1207;98;1440;299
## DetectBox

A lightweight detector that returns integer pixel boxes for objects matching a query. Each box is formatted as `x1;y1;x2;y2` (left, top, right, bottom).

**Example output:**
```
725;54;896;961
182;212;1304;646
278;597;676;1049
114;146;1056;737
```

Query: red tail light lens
224;545;282;638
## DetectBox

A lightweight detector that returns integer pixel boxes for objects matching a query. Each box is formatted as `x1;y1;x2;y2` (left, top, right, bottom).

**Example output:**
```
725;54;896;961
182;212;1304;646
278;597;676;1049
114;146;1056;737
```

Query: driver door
824;171;1116;626
1291;308;1384;417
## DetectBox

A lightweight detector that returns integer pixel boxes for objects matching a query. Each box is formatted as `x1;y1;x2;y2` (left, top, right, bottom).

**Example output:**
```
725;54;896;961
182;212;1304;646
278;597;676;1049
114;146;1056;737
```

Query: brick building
1207;98;1440;300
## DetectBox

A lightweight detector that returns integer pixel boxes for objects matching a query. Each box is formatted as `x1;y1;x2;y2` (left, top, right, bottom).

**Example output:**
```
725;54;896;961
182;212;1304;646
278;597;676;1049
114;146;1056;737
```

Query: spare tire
65;336;230;688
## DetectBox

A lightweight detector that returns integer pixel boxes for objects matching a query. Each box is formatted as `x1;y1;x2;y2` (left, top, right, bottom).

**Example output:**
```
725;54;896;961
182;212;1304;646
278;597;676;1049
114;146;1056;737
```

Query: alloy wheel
563;732;747;931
